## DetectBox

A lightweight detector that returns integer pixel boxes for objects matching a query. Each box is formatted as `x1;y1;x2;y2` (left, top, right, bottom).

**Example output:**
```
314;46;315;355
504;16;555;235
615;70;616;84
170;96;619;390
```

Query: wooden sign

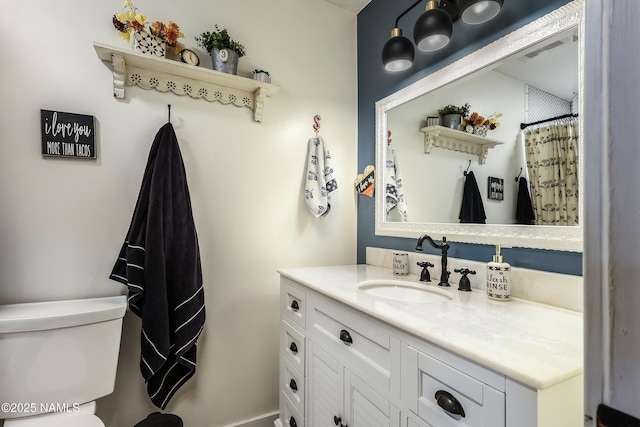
355;165;375;197
41;110;95;159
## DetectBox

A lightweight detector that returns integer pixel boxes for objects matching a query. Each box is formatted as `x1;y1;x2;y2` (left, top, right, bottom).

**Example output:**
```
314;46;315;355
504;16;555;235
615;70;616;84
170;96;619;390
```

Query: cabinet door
308;342;344;427
345;371;401;427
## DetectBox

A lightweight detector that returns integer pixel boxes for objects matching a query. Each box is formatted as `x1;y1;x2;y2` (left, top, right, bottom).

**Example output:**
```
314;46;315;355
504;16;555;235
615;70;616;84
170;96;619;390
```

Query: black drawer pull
435;390;466;418
339;329;353;345
290;300;299;311
290;416;297;427
289;342;298;354
289;378;298;392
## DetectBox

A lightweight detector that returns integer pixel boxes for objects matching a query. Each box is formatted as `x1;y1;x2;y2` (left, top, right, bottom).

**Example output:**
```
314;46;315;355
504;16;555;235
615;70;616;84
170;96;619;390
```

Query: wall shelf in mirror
419;125;503;164
93;42;280;123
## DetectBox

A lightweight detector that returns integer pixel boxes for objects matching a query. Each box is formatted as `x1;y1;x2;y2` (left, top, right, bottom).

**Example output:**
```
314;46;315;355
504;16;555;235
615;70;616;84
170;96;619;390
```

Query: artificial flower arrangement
112;0;184;52
463;111;502;131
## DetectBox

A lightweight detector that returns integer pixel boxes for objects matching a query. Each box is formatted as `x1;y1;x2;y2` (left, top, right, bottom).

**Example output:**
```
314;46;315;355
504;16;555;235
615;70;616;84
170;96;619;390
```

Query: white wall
0;0;357;425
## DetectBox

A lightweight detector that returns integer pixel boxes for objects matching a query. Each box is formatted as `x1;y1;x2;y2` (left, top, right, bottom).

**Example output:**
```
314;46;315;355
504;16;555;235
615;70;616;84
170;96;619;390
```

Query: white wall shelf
419;125;504;164
93;42;280;123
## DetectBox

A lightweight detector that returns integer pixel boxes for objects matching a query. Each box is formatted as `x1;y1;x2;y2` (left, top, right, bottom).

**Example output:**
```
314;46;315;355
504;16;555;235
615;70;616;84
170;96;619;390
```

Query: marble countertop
278;264;583;391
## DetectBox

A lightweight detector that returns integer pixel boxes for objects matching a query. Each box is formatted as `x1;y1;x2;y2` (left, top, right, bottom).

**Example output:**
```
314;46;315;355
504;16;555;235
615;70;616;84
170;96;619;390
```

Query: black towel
110;123;205;409
516;176;535;225
458;171;486;224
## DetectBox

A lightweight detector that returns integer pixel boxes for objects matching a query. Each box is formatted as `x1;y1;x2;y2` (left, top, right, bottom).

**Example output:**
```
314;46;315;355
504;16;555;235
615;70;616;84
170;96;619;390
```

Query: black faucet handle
417;261;434;282
454;267;476;292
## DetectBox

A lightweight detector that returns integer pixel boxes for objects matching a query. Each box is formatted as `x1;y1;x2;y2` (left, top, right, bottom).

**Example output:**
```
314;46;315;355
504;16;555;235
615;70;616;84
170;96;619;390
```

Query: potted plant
195;25;246;75
253;69;271;83
437;103;470;130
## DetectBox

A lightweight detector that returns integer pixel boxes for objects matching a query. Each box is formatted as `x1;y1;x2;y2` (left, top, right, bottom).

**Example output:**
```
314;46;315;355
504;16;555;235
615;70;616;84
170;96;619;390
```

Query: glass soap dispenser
487;245;511;301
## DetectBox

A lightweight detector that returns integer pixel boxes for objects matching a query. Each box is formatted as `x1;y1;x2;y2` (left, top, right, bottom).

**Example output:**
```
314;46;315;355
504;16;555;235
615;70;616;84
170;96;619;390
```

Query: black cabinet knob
289;342;298;354
435;390;466;418
339;329;353;345
289;378;298;392
290;300;299;311
290;416;297;427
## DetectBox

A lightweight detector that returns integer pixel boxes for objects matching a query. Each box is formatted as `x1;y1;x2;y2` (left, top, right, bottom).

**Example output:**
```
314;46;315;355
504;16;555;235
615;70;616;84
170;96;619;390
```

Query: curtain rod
520;113;578;130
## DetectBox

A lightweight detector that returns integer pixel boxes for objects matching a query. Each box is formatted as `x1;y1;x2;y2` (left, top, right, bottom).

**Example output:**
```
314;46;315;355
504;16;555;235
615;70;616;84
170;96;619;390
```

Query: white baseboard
222;411;279;427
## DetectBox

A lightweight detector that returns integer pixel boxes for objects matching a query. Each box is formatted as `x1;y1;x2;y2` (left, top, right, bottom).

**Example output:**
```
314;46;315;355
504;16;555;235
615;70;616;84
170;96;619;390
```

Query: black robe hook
515;167;522;182
463;160;471;176
167;104;171;123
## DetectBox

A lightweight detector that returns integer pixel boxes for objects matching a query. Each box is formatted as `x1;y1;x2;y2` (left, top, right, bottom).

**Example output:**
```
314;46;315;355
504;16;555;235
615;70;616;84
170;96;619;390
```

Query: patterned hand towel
385;145;408;221
305;137;338;217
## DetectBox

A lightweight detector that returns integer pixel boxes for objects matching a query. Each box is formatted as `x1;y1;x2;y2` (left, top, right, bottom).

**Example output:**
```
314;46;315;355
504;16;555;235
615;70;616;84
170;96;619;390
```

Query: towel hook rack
313;115;321;136
515;167;522;182
463;160;471;176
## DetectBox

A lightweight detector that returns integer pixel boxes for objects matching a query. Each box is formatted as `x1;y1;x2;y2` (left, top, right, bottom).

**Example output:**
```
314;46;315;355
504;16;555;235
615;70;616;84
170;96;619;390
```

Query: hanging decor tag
40;110;96;159
355;165;375;197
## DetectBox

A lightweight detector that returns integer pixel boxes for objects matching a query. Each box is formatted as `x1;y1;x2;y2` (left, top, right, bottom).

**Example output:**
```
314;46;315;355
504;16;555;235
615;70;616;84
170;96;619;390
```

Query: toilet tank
0;296;127;419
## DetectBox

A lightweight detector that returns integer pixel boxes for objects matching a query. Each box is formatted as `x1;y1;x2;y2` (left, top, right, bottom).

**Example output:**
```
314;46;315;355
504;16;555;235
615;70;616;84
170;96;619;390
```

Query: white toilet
0;295;127;426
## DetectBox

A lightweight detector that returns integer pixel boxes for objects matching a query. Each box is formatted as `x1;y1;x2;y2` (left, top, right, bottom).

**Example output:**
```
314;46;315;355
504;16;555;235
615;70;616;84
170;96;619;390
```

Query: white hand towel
385;145;408;221
305;137;338;217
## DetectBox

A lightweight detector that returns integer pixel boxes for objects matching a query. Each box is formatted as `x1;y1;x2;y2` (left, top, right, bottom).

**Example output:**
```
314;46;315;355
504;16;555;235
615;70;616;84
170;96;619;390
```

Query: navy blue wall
356;0;582;275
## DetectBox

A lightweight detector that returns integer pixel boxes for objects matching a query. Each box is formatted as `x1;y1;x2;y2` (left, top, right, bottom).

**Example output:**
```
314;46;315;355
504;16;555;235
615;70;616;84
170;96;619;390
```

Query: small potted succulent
195;25;246;75
253;69;271;83
437;103;471;130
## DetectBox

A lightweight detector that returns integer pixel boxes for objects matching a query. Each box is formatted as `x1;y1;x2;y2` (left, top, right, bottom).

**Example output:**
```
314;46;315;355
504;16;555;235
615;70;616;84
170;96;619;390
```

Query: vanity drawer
310;296;397;392
281;357;305;416
281;319;305;375
406;346;505;427
281;279;306;331
280;391;304;427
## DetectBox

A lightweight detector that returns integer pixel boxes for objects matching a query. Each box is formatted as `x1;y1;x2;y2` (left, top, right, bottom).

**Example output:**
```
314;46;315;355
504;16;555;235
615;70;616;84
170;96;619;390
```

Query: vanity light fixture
458;0;504;24
381;0;504;72
413;0;453;52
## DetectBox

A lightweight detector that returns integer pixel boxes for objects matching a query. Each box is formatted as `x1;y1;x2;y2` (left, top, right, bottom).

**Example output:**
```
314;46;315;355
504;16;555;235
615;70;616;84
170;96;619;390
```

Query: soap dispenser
487;245;511;301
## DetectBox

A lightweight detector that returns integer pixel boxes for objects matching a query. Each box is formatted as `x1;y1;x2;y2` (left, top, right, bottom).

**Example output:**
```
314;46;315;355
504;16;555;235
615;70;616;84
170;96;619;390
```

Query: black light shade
382;28;415;72
457;0;504;24
413;1;453;52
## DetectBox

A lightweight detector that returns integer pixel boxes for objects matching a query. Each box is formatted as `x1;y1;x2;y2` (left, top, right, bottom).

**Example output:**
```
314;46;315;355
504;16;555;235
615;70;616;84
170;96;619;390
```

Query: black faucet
416;235;450;287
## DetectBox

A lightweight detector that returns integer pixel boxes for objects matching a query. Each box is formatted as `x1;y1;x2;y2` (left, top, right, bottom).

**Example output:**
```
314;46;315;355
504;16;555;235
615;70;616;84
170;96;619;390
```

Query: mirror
375;1;584;252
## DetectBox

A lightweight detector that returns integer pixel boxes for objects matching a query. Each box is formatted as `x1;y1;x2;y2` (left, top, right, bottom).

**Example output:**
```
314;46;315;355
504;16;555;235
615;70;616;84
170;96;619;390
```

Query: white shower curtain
523;121;579;226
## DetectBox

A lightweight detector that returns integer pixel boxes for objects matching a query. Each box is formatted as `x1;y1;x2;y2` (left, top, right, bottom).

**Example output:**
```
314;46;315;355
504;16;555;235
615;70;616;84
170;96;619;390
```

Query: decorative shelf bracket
94;42;279;123
420;125;503;164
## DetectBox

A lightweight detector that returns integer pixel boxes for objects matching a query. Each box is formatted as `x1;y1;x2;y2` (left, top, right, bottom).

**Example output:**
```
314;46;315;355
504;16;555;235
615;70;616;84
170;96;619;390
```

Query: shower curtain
523;120;579;226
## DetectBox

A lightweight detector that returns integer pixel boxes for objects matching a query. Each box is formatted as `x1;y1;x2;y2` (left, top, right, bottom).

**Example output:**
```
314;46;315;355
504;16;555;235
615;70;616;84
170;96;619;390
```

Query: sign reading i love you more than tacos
40;110;95;159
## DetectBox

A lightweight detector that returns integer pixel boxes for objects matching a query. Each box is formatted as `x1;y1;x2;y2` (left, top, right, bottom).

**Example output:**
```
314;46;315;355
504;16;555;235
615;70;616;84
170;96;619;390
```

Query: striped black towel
110;123;205;409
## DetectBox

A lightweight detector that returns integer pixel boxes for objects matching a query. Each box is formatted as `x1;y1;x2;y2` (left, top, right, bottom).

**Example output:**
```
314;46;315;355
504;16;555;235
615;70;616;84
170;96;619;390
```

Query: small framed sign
488;176;504;200
41;110;95;159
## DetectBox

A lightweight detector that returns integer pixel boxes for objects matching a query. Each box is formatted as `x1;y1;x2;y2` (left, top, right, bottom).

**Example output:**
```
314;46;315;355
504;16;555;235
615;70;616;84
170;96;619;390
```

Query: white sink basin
358;280;453;303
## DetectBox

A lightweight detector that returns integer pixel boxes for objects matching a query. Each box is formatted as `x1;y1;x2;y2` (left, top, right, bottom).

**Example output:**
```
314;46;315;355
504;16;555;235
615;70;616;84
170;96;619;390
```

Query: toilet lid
4;414;105;427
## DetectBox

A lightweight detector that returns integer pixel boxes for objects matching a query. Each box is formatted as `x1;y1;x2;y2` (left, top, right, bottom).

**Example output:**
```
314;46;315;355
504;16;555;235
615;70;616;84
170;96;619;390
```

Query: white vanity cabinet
276;269;582;427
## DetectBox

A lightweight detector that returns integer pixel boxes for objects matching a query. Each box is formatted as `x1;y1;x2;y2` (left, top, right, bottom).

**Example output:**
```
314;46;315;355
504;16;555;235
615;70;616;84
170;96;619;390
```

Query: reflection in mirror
375;1;584;252
386;29;578;225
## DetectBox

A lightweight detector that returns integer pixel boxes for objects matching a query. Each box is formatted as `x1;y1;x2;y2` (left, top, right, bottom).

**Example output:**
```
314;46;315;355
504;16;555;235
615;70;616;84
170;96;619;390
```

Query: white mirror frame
375;0;584;252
